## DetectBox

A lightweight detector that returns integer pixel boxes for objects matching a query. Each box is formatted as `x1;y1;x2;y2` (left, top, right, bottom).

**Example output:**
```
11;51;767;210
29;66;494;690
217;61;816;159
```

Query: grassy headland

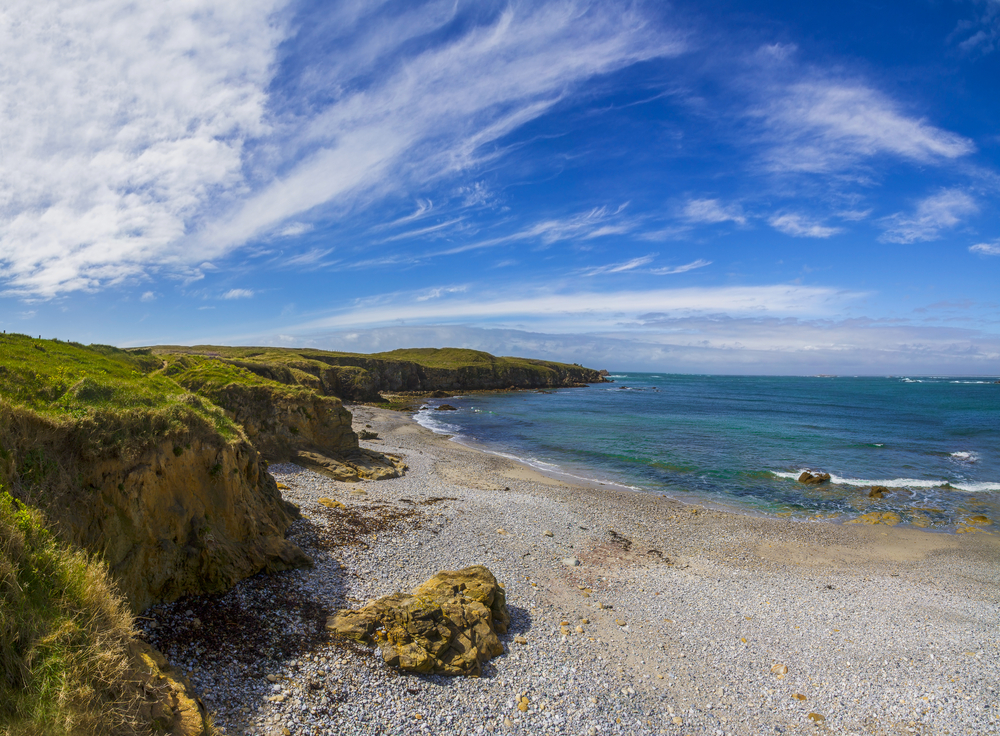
0;335;606;735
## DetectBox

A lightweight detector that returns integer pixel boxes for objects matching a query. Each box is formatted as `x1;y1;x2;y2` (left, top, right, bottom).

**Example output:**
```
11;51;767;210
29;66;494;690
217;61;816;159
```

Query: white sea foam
413;406;460;435
950;451;978;462
771;470;1000;493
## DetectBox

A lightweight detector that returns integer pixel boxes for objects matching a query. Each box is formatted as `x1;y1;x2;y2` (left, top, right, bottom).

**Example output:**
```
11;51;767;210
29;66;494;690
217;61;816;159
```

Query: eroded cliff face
207;383;358;461
1;406;310;613
188;383;405;482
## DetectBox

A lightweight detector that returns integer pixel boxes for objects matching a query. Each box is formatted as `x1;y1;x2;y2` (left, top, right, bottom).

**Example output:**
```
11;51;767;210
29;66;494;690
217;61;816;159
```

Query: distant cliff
147;345;608;402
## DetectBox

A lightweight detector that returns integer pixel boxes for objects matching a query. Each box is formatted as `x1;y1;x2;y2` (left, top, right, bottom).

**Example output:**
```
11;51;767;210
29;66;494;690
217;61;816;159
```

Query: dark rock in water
435;404;458;411
430;390;453;398
326;565;509;676
868;485;890;498
798;471;832;485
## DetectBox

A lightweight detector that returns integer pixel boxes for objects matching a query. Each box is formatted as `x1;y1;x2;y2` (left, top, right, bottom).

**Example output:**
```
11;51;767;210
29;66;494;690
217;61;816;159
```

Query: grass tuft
0;490;147;736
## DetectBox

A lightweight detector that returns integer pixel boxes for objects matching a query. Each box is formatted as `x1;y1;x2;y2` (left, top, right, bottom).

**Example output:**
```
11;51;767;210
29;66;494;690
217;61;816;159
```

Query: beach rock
966;515;992;526
317;497;346;509
847;511;901;526
435;404;458;411
562;557;580;566
430;390;453;398
868;485;890;498
294;448;406;482
326;565;509;676
130;640;211;735
771;663;788;675
798;471;831;485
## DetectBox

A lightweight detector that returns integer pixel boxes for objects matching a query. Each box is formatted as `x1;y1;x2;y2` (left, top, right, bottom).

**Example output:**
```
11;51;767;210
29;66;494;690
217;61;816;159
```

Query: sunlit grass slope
0;490;145;736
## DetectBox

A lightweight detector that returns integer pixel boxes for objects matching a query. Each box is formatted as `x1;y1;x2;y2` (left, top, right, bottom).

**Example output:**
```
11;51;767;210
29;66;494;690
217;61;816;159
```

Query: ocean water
414;374;1000;530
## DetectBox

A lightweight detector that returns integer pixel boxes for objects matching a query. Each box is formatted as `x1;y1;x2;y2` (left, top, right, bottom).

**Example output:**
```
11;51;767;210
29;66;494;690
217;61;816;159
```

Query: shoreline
411;400;998;531
141;406;1000;736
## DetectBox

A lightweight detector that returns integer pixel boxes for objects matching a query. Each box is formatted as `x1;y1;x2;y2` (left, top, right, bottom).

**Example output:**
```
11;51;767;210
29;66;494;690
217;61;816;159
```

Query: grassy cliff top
145;344;595;373
0;334;240;453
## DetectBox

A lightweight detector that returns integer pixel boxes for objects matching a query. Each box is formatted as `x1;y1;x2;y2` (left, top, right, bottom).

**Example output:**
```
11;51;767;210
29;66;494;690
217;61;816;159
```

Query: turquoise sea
415;374;1000;530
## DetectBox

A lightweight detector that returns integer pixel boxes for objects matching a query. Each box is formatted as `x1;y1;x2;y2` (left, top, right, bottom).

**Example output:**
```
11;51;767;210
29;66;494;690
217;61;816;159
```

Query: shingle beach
142;406;1000;736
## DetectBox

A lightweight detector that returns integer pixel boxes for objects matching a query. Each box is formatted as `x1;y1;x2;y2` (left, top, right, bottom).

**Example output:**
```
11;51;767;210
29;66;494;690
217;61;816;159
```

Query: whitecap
950;451;978;462
770;469;1000;493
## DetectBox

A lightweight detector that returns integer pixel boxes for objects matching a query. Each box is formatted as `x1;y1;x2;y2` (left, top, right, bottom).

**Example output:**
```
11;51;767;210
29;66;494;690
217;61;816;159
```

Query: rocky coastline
139;405;1000;736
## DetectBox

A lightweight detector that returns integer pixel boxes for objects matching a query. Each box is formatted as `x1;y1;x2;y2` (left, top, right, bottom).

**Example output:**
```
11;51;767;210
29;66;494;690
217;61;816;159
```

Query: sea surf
414;374;1000;530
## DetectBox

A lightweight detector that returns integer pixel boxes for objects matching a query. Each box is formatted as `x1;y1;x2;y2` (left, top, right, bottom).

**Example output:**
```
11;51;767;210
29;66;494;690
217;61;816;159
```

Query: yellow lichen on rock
327;565;510;677
318;497;346;509
847;511;901;526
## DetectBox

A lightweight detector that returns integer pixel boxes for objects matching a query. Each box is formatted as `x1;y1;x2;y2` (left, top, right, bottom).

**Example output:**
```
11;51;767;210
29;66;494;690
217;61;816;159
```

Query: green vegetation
0;334;239;463
145;344;605;401
0;490;144;736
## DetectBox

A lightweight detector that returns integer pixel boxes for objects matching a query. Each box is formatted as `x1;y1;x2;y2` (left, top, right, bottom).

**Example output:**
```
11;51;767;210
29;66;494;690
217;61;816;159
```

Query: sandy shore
142;406;1000;736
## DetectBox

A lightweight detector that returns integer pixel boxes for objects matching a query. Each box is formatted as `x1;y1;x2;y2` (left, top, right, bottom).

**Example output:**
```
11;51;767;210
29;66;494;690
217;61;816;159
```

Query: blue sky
1;0;998;374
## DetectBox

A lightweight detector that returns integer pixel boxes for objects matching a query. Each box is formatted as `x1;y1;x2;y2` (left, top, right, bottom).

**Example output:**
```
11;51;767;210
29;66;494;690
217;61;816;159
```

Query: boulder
868;485;890;498
327;565;509;677
435;404;458;411
294;448;406;482
798;471;831;485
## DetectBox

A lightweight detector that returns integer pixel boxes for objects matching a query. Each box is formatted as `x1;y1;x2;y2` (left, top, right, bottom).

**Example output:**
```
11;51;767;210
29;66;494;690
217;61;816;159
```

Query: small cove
415;373;1000;530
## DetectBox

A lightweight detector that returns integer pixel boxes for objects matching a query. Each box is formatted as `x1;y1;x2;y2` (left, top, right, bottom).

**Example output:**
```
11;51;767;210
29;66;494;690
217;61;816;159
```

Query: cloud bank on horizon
1;0;998;374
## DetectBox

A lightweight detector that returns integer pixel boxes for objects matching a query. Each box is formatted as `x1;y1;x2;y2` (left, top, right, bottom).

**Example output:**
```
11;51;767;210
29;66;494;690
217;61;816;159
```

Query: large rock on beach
326;565;509;676
868;485;890;498
798;471;832;485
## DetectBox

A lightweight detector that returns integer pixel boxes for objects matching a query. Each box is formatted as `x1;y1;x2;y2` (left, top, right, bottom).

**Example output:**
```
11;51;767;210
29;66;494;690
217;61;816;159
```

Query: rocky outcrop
1;405;310;613
294;448;406;482
868;485;890;498
130;640;210;735
798;471;831;485
199;383;357;462
327;565;509;676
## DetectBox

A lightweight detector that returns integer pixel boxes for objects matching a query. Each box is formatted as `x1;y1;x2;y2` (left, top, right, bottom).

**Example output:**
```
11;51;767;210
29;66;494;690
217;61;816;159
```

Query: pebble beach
141;405;1000;736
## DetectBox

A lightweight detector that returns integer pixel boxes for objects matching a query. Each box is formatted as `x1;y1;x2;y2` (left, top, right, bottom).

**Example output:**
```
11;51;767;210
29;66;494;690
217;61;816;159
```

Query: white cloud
952;1;1000;55
769;214;842;238
649;259;712;275
140;291;156;302
970;240;1000;255
199;4;682;255
0;0;286;297
245;318;1000;375
880;189;978;243
288;283;855;334
276;222;313;238
682;198;746;225
424;205;633;259
1;1;682;298
223;288;255;299
580;255;656;276
575;255;711;277
757;82;974;173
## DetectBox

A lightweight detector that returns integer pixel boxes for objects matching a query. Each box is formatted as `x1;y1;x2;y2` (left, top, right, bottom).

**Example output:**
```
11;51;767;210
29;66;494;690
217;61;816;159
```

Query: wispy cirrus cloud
970;240;1000;255
756;81;974;174
682;198;746;225
880;189;978;243
223;288;255;300
199;3;681;255
769;213;842;238
1;1;682;298
288;283;855;334
951;0;1000;55
579;254;711;277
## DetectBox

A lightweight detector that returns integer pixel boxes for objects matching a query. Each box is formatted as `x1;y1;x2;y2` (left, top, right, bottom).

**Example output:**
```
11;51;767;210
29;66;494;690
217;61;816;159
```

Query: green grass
0;334;239;461
0;490;143;736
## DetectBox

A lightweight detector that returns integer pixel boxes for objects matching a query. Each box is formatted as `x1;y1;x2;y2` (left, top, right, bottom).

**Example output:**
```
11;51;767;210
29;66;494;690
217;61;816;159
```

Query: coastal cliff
148;345;608;402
